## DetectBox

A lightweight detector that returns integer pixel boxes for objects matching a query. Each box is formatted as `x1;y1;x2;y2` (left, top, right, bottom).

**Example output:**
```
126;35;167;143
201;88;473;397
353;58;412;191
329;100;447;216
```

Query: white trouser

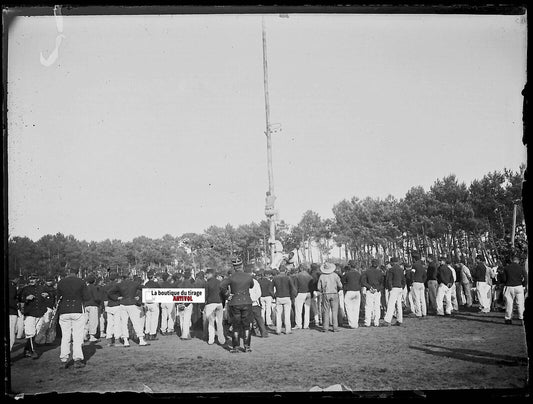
144;303;160;335
436;283;452;315
275;297;292;333
177;304;193;338
85;306;99;336
259;296;273;326
16;311;25;339
476;281;491;312
412;282;427;316
450;284;458;311
310;293;320;324
384;287;403;323
160;303;176;333
294;292;312;328
204;303;225;344
344;290;361;328
99;307;106;335
504;285;525;320
364;291;381;326
9;314;18;351
59;312;85;362
105;305;122;338
24;315;45;338
120;305;144;339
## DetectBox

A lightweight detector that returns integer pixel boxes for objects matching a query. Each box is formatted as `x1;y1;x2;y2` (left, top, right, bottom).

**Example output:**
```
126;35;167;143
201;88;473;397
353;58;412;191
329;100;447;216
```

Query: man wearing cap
316;262;343;332
258;270;274;327
84;274;102;342
436;256;454;316
272;265;297;335
57;267;91;367
411;254;427;318
103;272;122;347
473;255;491;313
107;272;148;347
17;274;49;359
203;268;226;345
383;257;406;326
342;260;362;329
502;256;528;325
159;272;176;336
293;264;314;330
426;254;438;314
177;269;195;340
143;270;161;341
220;258;255;352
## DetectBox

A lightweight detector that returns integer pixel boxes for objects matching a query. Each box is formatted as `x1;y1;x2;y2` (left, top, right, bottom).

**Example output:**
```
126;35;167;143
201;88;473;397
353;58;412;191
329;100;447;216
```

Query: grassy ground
8;308;528;395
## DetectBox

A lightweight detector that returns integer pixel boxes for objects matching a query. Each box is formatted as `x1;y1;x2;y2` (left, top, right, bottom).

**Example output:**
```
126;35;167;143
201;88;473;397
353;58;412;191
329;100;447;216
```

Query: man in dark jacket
436;256;454;316
383;257;406;326
143;270;161;340
342;260;362;328
57;268;91;367
293;265;314;329
271;265;297;335
84;274;102;342
361;259;384;327
502;256;528;324
220;258;255;352
159;272;176;336
103;272;121;347
257;270;274;327
107;272;147;347
411;254;427;317
203;268;226;345
18;274;49;359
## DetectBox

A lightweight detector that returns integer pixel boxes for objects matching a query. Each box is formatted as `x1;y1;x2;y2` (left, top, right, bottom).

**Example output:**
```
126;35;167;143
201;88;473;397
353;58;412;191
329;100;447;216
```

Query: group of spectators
8;251;527;366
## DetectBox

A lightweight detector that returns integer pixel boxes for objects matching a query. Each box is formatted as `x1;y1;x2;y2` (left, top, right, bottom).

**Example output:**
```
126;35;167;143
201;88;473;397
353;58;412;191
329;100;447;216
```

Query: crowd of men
8;252;528;368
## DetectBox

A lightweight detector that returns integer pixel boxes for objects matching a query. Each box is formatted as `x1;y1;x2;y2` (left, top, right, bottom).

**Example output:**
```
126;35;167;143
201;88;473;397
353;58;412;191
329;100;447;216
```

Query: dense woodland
7;166;528;280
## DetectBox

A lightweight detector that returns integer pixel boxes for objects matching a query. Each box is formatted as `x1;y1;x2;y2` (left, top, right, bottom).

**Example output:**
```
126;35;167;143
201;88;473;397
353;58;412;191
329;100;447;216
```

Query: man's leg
71;313;86;362
214;304;226;343
331;294;340;331
59;314;73;363
204;303;216;344
126;305;148;345
275;302;283;334
321;294;331;331
294;293;304;329
9;314;18;351
384;290;396;323
364;291;372;326
445;287;453;315
344;291;355;327
182;304;193;338
87;306;99;341
395;289;403;324
354;291;361;327
303;293;311;328
412;283;421;316
504;286;513;320
436;284;445;315
463;282;472;307
282;298;292;334
23;316;38;358
516;286;525;320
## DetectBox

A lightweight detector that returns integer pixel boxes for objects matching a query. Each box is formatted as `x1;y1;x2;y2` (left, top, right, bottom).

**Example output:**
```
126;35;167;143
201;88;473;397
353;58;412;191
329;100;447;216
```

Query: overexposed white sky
7;12;527;242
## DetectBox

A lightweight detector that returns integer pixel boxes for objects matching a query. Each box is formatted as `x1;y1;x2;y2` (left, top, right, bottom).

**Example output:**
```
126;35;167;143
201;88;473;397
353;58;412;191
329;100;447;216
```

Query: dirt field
7;309;529;396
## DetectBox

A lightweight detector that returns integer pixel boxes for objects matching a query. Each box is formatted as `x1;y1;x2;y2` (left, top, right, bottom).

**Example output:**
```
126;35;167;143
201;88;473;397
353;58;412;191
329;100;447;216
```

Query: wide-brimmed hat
320;262;336;274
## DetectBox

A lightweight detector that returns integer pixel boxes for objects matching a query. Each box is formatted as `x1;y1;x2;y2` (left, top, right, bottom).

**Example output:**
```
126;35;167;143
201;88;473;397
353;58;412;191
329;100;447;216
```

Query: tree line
7;165;527;280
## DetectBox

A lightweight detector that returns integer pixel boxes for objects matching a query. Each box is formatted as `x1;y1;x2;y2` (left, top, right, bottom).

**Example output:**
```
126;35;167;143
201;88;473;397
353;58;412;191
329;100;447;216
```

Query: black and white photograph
3;5;529;397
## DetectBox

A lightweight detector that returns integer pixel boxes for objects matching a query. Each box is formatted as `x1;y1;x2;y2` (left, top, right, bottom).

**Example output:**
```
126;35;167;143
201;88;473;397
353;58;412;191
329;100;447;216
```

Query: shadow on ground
409;343;527;366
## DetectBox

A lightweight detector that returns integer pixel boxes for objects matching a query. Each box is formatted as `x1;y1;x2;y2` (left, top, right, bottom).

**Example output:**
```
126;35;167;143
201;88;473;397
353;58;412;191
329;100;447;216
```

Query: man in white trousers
383;257;406;326
502;256;528;325
203;268;226;344
436;256;454;316
143;270;161;341
57;267;91;368
361;259;384;327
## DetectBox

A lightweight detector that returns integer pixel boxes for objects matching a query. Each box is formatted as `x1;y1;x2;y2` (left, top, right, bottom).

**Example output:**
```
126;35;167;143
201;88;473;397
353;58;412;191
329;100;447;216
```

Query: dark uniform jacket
9;282;19;316
386;264;406;290
220;272;254;306
144;280;161;289
107;279;143;306
85;284;102;307
258;277;274;297
437;264;454;286
104;281;120;307
42;284;57;309
342;269;362;292
18;284;48;317
412;260;427;283
473;262;488;282
272;274;297;299
502;263;528;287
204;277;223;304
57;275;91;315
295;271;314;293
426;262;438;281
361;268;384;291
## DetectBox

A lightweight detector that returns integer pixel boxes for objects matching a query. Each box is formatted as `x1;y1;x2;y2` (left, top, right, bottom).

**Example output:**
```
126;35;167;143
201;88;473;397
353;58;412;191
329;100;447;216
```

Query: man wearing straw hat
316;262;343;332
